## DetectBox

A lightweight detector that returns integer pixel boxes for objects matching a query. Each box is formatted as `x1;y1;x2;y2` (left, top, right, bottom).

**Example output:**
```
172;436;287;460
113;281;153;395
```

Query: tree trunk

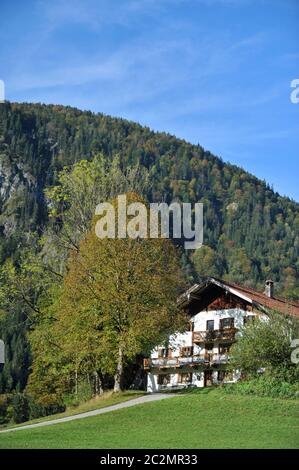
94;371;103;396
98;373;103;396
114;346;123;392
75;368;78;396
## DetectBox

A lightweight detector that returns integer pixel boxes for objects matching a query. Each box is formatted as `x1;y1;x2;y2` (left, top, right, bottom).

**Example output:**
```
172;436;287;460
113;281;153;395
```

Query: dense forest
0;101;298;407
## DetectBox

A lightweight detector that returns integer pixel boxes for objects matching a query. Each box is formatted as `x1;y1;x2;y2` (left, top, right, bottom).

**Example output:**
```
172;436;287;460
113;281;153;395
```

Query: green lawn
0;389;298;449
0;390;145;430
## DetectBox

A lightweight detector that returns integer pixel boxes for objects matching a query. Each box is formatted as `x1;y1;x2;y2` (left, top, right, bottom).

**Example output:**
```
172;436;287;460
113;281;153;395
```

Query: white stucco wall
146;370;205;392
147;368;241;392
146;307;259;392
151;308;254;358
191;307;250;331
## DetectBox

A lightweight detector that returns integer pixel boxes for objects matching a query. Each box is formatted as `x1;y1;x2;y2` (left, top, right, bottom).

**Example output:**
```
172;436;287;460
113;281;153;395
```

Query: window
206;320;214;331
158;348;172;358
190;321;195;332
178;373;192;384
217;370;226;382
180;346;193;357
204;370;213;386
225;371;234;381
205;343;213;353
220;317;234;329
217;370;233;382
158;348;165;358
158;374;171;385
244;315;255;325
219;343;231;355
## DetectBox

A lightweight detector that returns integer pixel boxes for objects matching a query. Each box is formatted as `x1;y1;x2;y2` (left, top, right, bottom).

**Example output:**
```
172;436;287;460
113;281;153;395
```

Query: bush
11;393;30;423
63;380;94;408
0;393;66;425
0;394;12;425
28;398;65;420
229;310;299;380
223;376;299;399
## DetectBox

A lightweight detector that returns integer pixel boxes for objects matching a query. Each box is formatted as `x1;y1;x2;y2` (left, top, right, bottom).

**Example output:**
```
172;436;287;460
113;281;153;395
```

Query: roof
178;277;299;318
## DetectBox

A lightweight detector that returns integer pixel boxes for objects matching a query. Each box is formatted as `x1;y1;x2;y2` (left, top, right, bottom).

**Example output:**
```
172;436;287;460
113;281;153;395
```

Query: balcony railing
193;328;237;343
143;353;229;370
211;353;230;365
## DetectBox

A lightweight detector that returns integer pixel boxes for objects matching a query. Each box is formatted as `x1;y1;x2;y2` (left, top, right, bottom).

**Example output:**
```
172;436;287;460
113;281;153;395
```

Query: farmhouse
145;277;299;392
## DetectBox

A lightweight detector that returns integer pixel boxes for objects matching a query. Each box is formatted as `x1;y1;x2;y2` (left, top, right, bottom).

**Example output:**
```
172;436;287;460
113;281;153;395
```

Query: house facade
145;278;299;392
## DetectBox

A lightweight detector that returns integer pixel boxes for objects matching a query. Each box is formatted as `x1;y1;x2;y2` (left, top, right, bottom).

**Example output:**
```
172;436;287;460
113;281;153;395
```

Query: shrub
229;310;299;381
11;393;30;423
223;376;299;399
0;394;12;425
28;398;64;420
0;393;66;425
63;380;94;408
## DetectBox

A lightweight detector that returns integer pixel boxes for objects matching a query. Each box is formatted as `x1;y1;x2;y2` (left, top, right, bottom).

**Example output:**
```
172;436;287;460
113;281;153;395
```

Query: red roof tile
222;279;299;318
179;277;299;318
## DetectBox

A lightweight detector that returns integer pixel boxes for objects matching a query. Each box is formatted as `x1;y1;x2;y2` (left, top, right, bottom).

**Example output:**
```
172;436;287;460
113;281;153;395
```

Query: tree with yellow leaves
56;193;187;392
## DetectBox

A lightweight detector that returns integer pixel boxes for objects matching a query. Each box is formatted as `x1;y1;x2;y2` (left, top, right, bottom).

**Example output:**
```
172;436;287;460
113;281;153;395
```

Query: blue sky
1;0;298;200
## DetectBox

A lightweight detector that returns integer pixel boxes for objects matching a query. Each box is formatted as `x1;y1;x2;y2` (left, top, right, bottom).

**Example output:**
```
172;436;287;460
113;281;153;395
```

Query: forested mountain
0;101;298;397
1;101;298;290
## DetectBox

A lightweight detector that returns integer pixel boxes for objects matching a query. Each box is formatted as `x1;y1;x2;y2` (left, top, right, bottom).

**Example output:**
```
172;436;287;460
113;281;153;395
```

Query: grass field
0;390;145;430
0;389;298;449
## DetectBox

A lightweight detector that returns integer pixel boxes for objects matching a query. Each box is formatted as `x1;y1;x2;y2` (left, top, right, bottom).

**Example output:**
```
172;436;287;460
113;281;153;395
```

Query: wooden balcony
143;353;230;370
210;353;230;365
193;328;237;344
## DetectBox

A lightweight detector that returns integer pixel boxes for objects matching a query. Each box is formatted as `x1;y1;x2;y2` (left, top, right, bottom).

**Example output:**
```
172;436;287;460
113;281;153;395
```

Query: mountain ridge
9;101;298;202
0;100;298;295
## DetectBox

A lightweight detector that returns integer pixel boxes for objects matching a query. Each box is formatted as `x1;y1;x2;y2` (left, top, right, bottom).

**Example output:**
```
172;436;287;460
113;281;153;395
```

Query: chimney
265;280;274;298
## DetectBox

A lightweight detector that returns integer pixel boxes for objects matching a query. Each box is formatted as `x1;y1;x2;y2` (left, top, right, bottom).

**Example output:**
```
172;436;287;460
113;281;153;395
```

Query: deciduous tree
230;311;299;383
56;193;187;392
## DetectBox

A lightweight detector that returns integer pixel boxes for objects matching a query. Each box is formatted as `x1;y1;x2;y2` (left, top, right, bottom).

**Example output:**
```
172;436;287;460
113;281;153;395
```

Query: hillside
0;100;298;396
1;102;298;289
0;389;298;449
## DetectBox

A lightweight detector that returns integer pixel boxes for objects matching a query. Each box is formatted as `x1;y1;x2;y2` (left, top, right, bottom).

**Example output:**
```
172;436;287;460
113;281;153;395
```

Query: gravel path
0;393;175;433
